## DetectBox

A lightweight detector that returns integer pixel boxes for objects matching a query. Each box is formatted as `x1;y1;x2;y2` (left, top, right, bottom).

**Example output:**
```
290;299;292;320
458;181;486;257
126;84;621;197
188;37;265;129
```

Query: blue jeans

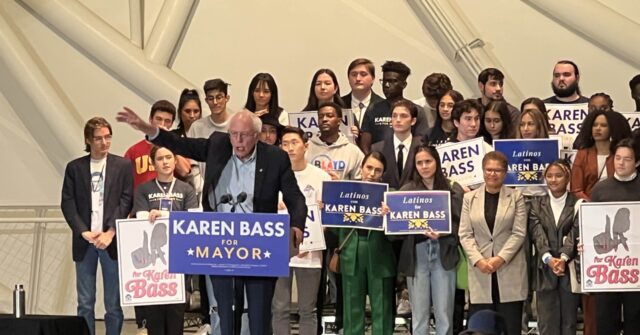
75;245;123;335
407;239;456;335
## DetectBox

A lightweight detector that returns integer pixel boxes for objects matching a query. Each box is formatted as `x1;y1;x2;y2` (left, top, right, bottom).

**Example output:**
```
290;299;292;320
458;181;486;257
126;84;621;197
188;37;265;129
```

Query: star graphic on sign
187;248;194;256
264;250;271;259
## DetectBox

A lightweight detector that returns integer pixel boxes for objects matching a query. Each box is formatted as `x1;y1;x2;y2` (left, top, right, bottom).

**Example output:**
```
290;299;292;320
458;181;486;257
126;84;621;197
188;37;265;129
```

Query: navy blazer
151;129;307;231
61;154;133;261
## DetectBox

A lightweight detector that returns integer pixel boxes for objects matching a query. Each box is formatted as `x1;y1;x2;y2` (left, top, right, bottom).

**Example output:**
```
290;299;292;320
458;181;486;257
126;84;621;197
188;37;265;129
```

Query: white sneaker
397;298;412;315
194;323;211;335
136;328;148;335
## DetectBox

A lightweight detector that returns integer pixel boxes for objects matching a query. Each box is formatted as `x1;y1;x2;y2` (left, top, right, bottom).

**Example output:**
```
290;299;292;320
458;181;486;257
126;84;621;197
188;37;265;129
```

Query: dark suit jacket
528;193;578;291
341;91;384;125
371;135;422;190
61;154;133;261
151;129;307;231
396;180;464;276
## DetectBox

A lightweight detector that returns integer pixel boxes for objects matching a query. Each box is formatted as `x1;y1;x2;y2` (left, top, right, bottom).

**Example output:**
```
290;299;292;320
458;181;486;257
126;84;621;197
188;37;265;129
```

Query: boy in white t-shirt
272;127;330;335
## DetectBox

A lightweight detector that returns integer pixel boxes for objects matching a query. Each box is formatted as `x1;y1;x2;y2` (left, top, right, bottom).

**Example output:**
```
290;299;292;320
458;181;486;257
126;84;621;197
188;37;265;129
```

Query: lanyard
155;178;176;197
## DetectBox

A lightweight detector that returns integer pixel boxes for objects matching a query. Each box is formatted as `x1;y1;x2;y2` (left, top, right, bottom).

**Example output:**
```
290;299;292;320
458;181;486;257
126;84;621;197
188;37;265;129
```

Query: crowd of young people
63;57;640;335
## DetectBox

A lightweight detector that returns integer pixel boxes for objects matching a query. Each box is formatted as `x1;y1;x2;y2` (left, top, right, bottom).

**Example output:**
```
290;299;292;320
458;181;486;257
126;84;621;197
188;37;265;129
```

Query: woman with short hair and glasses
459;151;528;335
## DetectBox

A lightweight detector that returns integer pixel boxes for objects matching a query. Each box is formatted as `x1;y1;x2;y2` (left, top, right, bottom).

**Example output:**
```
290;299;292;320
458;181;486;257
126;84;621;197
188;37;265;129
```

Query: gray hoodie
306;133;364;180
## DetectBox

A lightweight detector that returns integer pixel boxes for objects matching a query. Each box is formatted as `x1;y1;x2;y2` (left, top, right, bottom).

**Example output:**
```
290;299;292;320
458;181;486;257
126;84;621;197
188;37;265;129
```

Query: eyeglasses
205;94;227;103
484;168;506;175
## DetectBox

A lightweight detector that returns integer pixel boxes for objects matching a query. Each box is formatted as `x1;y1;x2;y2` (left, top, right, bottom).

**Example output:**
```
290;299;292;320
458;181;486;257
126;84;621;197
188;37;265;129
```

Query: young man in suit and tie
341;58;384;128
61;117;134;335
117;108;307;335
371;99;422;190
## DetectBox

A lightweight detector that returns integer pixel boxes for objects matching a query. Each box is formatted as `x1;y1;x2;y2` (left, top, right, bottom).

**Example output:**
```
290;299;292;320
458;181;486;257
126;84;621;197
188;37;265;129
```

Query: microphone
231;192;248;213
216;194;233;210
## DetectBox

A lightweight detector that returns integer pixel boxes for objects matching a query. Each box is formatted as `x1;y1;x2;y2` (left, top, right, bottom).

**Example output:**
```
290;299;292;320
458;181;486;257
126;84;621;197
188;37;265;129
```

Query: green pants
342;236;394;335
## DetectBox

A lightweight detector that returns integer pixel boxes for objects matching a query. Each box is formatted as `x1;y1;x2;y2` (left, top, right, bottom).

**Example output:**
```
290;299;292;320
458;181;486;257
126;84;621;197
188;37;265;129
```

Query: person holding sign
396;144;464;335
448;99;484;143
340;152;396;335
425;90;464;146
116;108;307;335
568;110;630;335
589;138;640;335
243;72;288;126
514;107;552;198
272;127;330;335
528;160;580;335
132;145;198;335
571;110;631;202
459;151;528;335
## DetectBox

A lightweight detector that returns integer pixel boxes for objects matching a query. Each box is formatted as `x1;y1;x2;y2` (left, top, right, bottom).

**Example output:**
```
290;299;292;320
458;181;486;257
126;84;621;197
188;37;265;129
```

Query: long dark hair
176;89;202;136
302;69;345;111
481;100;513;144
410;144;451;191
433;89;464;129
244;73;284;118
577;110;631;152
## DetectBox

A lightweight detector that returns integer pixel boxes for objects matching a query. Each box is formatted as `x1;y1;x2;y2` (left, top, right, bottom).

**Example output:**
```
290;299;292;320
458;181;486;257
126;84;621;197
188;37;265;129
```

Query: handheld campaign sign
288;109;355;143
621;112;640;131
493;139;560;186
436;137;486;187
280;204;325;252
168;211;290;277
579;202;640;292
116;218;185;307
560;149;577;166
321;180;387;230
384;191;452;235
546;103;588;149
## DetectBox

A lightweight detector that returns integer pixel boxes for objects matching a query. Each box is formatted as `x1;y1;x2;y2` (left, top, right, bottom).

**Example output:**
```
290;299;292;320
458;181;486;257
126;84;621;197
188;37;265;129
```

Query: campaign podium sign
168;211;290;277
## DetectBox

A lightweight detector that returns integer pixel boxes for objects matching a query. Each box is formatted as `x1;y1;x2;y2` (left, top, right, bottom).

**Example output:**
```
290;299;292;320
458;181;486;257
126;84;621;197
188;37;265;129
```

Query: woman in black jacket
528;159;579;335
396;144;464;335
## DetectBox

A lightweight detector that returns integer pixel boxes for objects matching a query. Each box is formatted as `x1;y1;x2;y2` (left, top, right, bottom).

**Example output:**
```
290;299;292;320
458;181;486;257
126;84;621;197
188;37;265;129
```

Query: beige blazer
459;185;528;304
